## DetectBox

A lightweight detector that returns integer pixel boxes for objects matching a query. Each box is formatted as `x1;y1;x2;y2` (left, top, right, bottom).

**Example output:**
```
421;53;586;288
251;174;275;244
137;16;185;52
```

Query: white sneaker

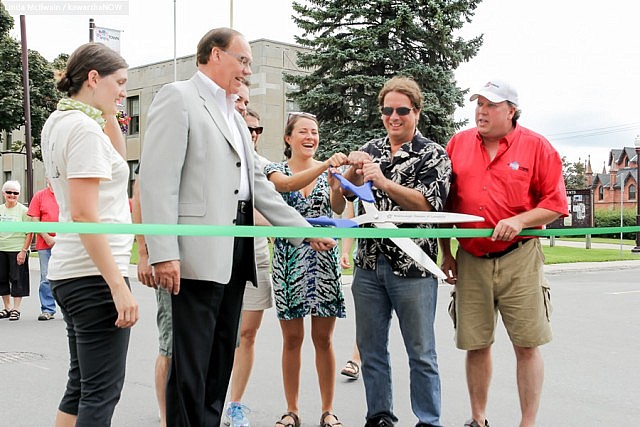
224;402;251;427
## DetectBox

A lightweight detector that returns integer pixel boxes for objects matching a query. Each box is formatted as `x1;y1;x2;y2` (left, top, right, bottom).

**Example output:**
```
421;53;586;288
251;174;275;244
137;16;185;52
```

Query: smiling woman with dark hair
264;113;349;427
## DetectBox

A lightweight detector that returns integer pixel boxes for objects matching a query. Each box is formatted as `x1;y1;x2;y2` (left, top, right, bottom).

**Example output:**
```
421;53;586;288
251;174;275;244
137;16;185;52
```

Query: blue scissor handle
331;173;375;203
306;216;359;228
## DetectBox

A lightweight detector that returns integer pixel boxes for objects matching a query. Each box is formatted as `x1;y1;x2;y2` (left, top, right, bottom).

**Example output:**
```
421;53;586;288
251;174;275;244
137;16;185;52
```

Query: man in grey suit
138;27;336;427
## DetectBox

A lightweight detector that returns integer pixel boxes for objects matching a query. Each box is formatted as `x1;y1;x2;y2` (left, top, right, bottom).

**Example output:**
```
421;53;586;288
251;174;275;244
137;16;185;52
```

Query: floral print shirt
355;132;451;278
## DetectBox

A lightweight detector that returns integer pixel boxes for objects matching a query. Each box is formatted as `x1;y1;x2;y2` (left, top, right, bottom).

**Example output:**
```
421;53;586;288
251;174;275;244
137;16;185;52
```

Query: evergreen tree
287;0;484;158
562;156;588;189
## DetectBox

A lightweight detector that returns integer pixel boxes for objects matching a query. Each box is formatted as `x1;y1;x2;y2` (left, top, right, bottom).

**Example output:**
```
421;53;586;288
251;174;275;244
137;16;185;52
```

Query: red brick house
589;147;638;211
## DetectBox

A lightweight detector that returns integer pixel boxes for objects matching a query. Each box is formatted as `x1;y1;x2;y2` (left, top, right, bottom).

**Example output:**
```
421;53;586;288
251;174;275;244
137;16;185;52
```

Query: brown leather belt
481;239;532;259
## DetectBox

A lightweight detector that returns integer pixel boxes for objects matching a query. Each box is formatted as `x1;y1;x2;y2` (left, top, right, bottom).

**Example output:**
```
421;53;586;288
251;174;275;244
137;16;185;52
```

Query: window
127;96;140;136
598;185;603;200
629;184;636;201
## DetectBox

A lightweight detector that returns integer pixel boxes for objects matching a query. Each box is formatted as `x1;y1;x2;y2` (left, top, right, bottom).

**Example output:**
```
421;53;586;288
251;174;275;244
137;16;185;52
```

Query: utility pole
19;15;33;202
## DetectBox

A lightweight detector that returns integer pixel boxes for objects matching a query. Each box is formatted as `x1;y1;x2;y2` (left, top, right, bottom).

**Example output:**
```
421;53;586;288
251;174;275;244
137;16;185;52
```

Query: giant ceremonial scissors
307;173;484;279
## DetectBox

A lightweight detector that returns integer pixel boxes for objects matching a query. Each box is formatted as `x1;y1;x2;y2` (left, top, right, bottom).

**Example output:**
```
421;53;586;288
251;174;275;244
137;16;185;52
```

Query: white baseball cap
470;80;519;106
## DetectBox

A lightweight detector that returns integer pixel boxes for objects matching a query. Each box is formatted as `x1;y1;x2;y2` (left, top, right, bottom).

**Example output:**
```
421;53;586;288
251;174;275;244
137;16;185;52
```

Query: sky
6;0;640;171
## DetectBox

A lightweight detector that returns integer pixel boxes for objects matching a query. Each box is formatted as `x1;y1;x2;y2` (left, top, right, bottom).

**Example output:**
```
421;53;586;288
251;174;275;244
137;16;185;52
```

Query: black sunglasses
4;191;19;195
248;126;263;135
287;111;317;121
381;106;414;116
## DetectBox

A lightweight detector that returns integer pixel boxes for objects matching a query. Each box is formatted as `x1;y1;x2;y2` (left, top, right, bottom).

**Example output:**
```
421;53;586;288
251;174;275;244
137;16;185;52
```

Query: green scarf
57;98;106;129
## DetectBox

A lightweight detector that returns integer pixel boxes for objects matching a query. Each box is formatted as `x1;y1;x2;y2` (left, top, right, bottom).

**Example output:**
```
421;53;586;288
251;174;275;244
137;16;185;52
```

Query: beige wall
1;38;311;199
1;128;46;204
127;38;311;164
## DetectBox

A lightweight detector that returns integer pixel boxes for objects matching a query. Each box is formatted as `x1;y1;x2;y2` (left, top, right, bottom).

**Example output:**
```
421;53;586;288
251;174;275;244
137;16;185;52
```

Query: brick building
589;146;638;211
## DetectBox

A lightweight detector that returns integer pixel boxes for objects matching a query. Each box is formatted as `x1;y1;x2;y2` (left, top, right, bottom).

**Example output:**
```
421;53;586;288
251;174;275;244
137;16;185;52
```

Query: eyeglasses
380;106;415;116
248;126;263;135
3;191;19;195
287;111;317;121
220;50;252;69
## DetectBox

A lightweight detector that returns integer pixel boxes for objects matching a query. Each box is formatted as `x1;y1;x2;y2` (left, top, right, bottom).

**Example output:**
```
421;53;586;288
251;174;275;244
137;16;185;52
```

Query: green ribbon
2;222;639;239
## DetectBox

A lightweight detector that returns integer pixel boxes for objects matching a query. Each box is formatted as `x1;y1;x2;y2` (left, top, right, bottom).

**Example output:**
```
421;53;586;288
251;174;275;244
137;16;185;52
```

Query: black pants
0;251;30;297
51;276;131;427
166;202;254;427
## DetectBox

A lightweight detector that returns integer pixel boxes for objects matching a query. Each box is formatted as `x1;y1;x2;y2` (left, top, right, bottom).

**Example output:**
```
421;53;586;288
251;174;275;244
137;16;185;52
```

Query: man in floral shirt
344;76;451;427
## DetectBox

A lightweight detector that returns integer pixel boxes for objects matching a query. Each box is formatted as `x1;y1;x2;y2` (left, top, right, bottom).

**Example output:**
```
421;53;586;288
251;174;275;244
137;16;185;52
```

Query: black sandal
8;309;20;321
340;359;360;380
0;309;10;319
275;412;300;427
321;411;343;427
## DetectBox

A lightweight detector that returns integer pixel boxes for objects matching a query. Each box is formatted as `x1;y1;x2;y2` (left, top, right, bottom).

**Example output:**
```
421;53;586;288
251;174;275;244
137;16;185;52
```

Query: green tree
0;3;61;159
286;0;483;158
0;3;24;140
562;156;588;189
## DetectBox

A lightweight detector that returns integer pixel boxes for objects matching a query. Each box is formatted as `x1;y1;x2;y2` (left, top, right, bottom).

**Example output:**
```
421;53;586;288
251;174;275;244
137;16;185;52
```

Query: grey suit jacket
139;74;309;284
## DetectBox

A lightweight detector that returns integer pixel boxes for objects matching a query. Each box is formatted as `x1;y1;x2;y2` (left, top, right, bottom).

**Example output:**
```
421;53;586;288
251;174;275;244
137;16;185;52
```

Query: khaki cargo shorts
449;238;552;350
156;287;173;357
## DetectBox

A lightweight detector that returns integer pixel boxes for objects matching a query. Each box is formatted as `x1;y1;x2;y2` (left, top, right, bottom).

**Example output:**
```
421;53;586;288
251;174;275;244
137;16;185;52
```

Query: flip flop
340;359;360;380
275;412;300;427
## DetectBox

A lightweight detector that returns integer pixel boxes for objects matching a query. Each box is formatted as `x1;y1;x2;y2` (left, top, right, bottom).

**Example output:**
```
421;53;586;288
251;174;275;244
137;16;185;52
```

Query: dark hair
508;101;521;126
377;76;424;111
246;108;260;121
56;43;128;96
282;113;319;158
196;27;241;65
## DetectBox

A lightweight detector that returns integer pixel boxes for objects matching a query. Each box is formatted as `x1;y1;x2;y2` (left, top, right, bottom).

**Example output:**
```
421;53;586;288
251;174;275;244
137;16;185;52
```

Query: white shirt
41;109;133;280
197;71;250;200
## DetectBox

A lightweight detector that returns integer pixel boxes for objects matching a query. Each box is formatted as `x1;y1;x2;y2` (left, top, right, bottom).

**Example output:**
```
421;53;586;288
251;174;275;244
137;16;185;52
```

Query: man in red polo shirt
440;80;568;427
27;178;60;320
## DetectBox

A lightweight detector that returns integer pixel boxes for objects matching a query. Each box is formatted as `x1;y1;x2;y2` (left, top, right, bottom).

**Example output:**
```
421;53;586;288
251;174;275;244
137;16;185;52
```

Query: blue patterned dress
264;162;345;320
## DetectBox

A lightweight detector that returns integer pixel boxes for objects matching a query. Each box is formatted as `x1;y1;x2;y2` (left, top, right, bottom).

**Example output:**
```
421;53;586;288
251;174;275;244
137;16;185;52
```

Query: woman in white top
40;42;138;427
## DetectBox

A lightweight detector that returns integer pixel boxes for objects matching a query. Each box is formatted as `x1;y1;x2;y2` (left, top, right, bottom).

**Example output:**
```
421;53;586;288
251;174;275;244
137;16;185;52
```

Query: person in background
265;112;348;427
343;76;451;427
0;180;32;322
40;42;138;427
224;108;272;427
235;78;250;117
138;28;335;427
27;178;60;321
440;79;568;427
338;200;361;381
131;170;171;427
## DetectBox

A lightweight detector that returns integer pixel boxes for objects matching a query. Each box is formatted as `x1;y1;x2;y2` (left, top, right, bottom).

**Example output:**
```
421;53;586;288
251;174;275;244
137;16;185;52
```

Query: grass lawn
130;238;639;275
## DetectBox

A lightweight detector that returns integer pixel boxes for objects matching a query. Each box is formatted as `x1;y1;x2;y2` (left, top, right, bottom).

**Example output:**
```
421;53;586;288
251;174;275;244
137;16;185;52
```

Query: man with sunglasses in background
343;76;451;427
440;80;567;427
139;27;336;426
223;104;272;426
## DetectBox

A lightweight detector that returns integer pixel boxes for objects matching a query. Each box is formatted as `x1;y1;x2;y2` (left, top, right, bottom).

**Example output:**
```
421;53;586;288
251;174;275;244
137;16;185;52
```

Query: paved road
1;258;639;426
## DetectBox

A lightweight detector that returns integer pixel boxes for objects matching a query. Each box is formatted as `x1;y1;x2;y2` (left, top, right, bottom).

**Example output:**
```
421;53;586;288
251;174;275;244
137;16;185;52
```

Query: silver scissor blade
360;201;447;279
375;222;447;279
368;211;484;224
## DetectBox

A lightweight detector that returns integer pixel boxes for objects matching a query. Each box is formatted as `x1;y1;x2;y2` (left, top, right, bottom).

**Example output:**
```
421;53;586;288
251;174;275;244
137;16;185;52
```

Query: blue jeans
353;255;442;426
38;249;56;314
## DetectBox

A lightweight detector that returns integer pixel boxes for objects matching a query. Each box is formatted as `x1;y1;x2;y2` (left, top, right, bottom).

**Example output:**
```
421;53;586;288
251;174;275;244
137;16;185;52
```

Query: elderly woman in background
0;180;32;321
